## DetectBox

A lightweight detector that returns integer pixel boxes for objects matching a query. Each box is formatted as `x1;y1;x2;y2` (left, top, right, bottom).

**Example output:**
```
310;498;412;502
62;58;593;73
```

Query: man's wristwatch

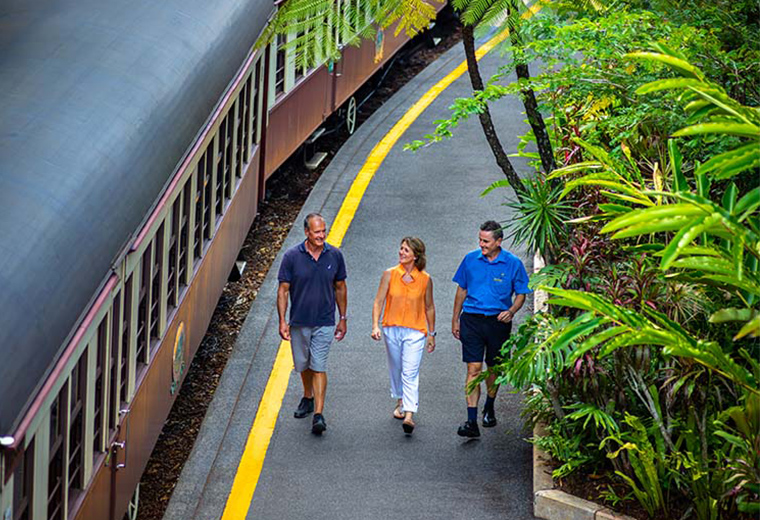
428;331;437;337
339;315;348;321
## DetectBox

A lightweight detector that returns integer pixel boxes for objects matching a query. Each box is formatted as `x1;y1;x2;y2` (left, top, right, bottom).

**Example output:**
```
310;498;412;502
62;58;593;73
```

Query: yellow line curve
221;5;542;518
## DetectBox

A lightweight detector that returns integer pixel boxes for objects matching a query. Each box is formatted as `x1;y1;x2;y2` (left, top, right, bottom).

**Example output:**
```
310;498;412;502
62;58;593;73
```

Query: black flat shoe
402;421;415;434
482;409;497;428
294;397;314;418
457;420;480;438
311;414;326;435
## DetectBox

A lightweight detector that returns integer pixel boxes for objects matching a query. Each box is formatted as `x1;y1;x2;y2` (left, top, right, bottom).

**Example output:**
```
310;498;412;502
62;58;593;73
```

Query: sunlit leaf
735;188;760;221
697;143;760;180
635;78;704;95
673;123;760;139
601;204;706;233
624;52;705;80
710;308;757;323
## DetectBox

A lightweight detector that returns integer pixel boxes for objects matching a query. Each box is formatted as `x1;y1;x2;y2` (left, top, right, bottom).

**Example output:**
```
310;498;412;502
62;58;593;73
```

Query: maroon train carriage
0;1;444;520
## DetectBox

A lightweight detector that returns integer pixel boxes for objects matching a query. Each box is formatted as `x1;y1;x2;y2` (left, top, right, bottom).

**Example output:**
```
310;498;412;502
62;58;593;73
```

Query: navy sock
467;407;477;423
484;396;496;412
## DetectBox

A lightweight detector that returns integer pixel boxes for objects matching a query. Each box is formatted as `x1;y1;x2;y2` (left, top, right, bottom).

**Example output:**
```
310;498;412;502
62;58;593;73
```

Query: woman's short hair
401;236;427;271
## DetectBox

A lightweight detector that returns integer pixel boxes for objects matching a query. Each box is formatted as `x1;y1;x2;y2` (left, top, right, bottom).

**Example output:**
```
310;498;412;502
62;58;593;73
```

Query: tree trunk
461;25;525;199
514;62;556;175
507;6;556;175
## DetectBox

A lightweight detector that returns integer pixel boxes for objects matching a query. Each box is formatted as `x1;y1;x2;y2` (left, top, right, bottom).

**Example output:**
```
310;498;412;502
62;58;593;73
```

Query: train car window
342;0;354;40
67;355;87;506
236;89;246;179
109;290;121;432
149;224;164;349
355;0;365;32
252;61;261;145
179;180;191;288
47;383;66;520
303;27;317;77
294;30;305;82
93;320;107;455
12;439;33;520
120;277;132;405
364;0;374;26
337;0;346;47
203;146;213;244
241;75;251;166
136;244;150;367
315;13;327;66
194;162;204;262
216;117;227;218
168;200;179;310
275;34;286;96
224;109;234;201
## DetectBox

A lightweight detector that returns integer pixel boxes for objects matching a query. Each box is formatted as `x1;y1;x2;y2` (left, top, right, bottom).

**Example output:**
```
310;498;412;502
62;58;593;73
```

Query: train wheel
346;96;357;135
124;483;140;520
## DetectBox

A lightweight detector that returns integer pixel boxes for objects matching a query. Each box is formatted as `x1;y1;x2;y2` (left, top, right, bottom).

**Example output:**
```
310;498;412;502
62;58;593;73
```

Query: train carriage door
107;274;136;520
108;407;132;520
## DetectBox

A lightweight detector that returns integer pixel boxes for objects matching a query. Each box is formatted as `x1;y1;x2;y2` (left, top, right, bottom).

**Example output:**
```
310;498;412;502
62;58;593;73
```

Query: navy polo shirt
278;241;347;327
452;248;531;316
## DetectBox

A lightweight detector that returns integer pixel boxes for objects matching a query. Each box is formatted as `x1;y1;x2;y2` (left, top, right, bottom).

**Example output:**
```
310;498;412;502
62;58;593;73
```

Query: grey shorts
289;326;334;373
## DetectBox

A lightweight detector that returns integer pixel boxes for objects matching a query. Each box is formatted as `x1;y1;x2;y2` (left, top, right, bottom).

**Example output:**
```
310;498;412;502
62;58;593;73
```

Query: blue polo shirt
278;241;347;327
452;248;531;315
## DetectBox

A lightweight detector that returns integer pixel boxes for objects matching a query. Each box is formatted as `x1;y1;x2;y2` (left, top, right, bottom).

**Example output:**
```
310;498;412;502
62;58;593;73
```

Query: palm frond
260;0;440;70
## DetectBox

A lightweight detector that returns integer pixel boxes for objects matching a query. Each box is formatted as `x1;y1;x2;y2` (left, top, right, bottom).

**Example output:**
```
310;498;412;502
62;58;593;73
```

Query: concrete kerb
531;251;637;520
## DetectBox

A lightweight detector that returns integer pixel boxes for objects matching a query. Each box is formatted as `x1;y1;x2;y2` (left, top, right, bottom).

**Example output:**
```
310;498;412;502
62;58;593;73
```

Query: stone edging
531;251;637;520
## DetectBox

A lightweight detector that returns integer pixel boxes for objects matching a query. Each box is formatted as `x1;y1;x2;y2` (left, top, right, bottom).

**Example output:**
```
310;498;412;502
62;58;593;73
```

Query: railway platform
164;29;538;520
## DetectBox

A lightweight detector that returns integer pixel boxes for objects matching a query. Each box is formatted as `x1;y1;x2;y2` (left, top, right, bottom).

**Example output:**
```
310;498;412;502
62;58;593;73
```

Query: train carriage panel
0;0;273;438
263;65;332;179
332;24;411;113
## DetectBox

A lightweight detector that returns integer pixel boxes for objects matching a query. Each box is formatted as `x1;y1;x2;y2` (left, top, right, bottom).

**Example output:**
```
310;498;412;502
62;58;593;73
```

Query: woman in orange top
371;237;436;435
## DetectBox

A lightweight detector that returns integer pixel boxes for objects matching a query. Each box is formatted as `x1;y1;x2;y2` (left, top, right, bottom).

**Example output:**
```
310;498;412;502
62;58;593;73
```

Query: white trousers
383;326;426;413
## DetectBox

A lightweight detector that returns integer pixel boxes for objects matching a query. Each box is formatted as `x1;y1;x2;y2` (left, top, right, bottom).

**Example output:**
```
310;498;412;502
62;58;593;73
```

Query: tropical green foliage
602;413;666;516
260;0;441;68
482;174;573;260
480;5;759;518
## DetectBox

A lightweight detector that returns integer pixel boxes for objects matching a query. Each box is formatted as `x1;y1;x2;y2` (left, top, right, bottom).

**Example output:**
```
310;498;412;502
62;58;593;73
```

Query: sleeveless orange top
382;264;430;334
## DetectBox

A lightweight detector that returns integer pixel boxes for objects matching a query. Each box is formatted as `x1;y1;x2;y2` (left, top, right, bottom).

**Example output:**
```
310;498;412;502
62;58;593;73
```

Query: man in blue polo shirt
278;213;347;435
451;220;531;438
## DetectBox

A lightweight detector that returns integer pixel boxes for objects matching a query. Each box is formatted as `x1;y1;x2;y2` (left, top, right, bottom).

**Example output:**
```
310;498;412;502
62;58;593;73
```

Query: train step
305;127;325;145
304;151;327;171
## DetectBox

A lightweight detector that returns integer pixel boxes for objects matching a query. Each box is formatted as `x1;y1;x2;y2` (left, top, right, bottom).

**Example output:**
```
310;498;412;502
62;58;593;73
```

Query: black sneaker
294;397;314;418
312;414;327;435
482;409;497;428
457;420;480;438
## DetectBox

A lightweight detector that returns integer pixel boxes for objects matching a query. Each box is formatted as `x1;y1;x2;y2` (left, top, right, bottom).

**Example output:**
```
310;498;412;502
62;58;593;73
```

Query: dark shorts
459;312;512;367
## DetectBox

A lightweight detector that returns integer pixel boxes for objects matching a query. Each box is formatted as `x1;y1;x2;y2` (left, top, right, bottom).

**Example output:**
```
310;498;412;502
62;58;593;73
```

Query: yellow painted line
221;343;293;517
221;4;544;519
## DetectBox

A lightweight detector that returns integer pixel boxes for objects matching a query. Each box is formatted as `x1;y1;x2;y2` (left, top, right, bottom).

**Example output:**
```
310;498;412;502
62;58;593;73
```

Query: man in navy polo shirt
277;213;347;435
451;220;531;438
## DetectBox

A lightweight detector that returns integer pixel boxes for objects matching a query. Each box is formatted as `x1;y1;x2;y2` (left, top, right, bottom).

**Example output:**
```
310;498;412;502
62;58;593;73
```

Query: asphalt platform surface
164;31;538;520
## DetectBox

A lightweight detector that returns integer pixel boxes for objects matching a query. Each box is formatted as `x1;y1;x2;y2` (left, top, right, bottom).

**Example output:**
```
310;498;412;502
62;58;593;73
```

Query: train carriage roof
0;0;274;435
